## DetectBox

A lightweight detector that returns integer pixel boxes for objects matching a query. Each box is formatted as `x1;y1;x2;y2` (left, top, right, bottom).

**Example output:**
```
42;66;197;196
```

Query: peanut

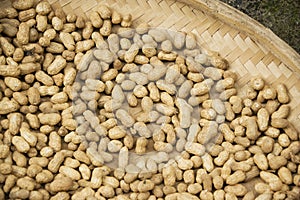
226;170;246;185
260;171;283;191
245;117;260;140
257;108;269;131
276;83;289;103
0;2;297;199
49;176;73;192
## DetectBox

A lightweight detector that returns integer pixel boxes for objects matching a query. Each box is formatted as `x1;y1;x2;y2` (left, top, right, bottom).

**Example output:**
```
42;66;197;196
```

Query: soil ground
220;0;300;54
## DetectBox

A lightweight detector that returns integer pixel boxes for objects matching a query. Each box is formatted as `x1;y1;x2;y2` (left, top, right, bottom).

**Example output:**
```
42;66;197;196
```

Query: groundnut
251;77;265;90
225;184;247;197
257;108;269;131
133;85;148;98
214;151;229;166
260;171;283;191
111;84;125;102
216;78;235;92
191;79;213;96
0;37;15;57
226;170;246;185
115;109;134;127
271;118;288;128
49;176;73;192
176;98;193;128
283;124;298;141
276;84;289;103
220;88;237;100
245;117;260;140
219;123;235;143
268;155;287;170
134;137;147;154
47;56;67;75
165;64;180;83
17;22;30;45
147;66;167;81
253;153;268;170
141;96;154;112
124;43;139;63
12;136;30;153
126;93;138;107
86;147;104;167
272;105;290;119
0;2;298;198
229;96;243;114
129;72;148;85
262;86;277;100
185;142;205;156
142;43;157;57
154;141;173;153
148;82;160;102
178;80;193;98
204;67;223;81
59;32;75;51
155;103;177;116
278;167;292;184
156;80;177;95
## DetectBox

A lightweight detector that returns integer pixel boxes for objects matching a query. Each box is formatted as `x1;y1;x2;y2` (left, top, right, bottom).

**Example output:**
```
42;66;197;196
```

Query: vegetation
221;0;300;53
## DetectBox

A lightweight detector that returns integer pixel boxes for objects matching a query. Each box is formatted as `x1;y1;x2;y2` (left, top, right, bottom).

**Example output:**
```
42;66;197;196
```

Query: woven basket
2;0;299;126
42;0;300;131
1;0;299;198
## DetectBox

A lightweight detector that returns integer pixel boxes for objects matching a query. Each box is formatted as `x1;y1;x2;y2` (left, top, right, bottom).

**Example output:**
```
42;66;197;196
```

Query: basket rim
181;0;300;74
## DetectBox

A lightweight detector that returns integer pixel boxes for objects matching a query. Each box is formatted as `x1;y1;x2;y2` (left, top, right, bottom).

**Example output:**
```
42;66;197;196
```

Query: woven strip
2;0;300;129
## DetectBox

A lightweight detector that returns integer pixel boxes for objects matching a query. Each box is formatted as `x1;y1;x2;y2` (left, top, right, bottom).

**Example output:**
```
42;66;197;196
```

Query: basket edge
181;0;300;74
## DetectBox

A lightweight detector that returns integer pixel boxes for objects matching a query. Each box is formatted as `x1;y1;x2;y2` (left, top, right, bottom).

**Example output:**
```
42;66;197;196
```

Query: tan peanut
0;2;298;198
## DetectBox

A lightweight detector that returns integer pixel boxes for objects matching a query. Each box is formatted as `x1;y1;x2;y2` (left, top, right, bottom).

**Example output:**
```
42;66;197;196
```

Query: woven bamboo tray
42;0;300;131
2;0;299;125
0;0;299;198
55;0;300;130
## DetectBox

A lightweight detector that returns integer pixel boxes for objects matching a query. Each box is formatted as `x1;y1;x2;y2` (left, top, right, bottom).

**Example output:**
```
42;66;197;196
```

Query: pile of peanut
0;0;299;199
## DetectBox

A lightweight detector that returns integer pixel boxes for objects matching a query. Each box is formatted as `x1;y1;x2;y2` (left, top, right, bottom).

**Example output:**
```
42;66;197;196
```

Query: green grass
220;0;300;54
